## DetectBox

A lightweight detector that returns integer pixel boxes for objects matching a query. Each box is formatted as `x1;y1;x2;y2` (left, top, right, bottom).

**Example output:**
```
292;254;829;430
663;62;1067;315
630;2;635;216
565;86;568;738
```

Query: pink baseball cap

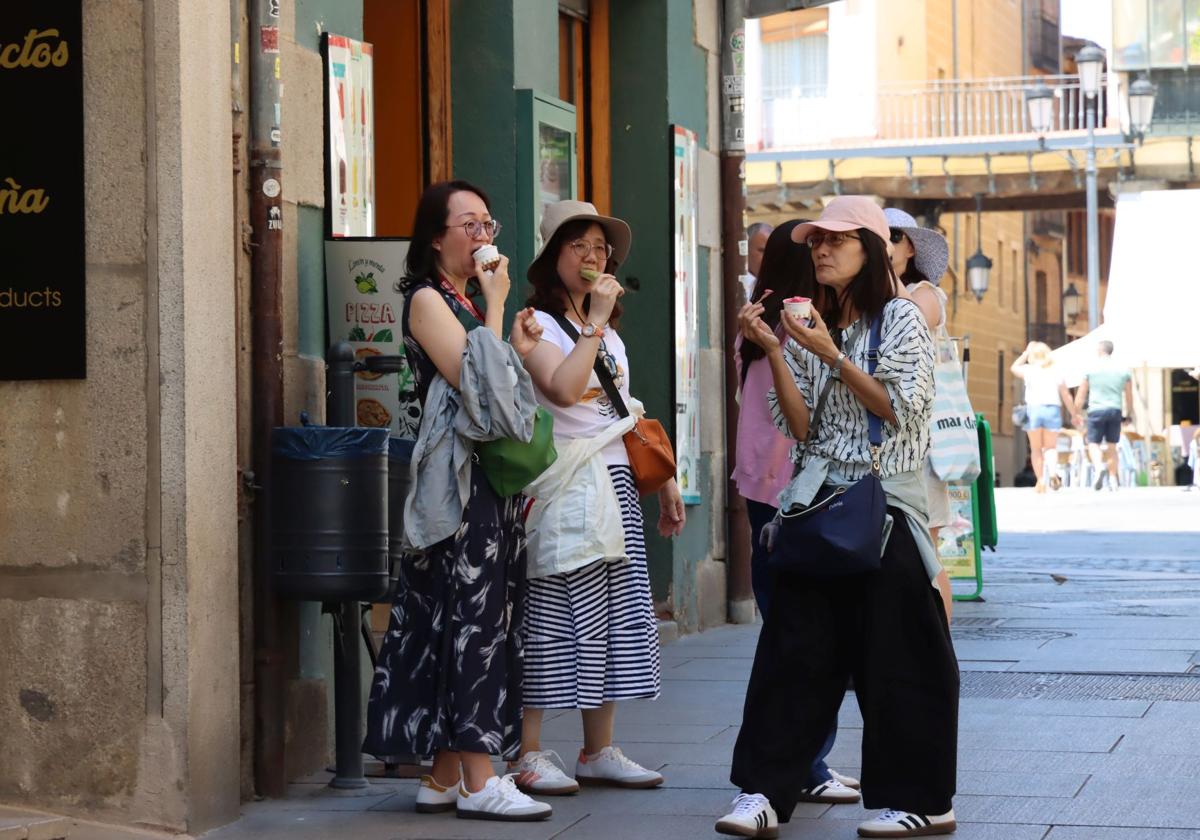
791;196;891;248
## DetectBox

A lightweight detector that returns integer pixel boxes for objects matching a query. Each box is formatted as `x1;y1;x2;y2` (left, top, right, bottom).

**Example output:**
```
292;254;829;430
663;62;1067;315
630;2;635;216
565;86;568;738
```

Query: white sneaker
456;774;553;822
575;746;664;789
830;769;861;790
857;808;957;837
797;777;861;803
715;793;779;838
414;774;458;814
511;749;580;795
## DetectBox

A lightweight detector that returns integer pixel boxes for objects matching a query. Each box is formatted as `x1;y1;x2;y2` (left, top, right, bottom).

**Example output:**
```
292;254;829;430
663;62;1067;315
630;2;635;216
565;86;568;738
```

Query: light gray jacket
400;328;538;551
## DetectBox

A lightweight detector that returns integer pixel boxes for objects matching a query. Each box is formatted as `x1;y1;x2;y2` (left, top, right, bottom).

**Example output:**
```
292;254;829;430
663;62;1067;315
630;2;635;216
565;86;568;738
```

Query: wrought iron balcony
758;74;1114;149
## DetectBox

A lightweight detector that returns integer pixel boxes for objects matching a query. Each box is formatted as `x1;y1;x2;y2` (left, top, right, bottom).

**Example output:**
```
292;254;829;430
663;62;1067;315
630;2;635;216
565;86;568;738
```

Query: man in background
1073;340;1133;491
741;222;772;301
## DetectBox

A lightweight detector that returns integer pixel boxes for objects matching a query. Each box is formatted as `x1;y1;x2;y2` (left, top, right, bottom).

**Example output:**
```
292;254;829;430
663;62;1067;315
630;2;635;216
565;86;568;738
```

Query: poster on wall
323;33;375;238
325;239;420;438
671;125;702;505
1;4;86;380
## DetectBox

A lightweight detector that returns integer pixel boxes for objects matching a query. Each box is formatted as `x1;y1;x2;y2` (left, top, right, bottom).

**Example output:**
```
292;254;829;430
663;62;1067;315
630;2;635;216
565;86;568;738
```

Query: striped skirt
521;465;662;709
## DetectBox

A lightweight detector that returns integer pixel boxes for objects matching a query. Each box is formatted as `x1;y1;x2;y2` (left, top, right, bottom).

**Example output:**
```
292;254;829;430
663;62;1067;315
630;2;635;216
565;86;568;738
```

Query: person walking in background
884;207;955;621
363;181;552;822
733;221;860;807
1010;341;1074;493
511;200;687;797
719;197;957;839
1073;340;1133;491
741;222;773;301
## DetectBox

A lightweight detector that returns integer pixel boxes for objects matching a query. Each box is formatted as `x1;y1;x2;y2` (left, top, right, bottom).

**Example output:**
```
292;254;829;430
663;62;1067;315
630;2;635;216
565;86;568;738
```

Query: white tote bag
928;336;981;482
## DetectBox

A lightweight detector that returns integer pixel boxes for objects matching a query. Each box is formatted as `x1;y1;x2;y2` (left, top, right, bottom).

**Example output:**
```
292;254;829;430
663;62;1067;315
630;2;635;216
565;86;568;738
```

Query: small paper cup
783;298;811;320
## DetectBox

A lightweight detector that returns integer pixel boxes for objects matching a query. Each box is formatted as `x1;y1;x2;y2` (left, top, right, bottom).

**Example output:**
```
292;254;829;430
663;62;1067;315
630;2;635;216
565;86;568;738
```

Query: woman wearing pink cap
717;197;958;839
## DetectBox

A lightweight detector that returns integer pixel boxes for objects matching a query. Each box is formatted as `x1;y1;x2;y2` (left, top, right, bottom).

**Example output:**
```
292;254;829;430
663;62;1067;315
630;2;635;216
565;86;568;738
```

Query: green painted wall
514;0;560;93
296;0;363;51
297;205;327;357
610;1;713;610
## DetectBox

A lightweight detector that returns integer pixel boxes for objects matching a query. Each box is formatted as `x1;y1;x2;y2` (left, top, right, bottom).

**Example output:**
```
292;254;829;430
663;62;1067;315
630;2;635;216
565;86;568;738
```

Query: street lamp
1128;75;1158;141
1062;281;1081;323
1026;82;1055;141
966;194;991;302
1077;45;1105;332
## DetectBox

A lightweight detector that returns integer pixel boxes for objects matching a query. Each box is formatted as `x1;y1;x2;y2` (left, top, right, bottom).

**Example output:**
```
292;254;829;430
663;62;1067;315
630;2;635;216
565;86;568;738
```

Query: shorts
1026;404;1062;431
1086;408;1122;444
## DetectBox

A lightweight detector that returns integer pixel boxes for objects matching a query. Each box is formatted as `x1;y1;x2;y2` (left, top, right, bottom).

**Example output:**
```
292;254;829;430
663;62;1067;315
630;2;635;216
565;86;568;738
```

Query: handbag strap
804;313;884;472
548;312;631;420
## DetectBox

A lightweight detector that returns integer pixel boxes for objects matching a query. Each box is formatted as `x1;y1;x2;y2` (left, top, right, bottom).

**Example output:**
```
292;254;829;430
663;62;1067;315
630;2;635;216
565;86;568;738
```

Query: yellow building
743;0;1198;483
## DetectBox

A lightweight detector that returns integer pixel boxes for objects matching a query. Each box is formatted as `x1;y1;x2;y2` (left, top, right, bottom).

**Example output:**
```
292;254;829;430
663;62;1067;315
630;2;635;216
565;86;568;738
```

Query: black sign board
1;4;85;379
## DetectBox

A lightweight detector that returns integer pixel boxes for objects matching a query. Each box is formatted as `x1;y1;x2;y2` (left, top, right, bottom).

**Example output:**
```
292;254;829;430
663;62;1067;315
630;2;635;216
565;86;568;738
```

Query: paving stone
1075;774;1200;801
954;770;1088;798
662;658;754;680
1047;828;1200;839
960;698;1152;719
1053;797;1200;830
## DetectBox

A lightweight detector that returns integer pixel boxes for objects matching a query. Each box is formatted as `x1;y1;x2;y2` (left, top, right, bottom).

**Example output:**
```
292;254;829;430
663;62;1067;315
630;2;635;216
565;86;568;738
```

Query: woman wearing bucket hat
363;181;553;822
884;207;954;622
718;196;958;839
510;200;686;796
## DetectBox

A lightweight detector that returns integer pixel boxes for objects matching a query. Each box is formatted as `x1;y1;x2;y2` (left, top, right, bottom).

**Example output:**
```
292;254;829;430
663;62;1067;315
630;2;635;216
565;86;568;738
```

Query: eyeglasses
449;218;502;239
888;228;907;245
568;239;613;260
805;231;861;250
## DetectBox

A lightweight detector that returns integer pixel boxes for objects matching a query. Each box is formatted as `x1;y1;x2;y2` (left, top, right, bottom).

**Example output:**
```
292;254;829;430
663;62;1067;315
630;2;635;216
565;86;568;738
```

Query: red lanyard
439;275;485;323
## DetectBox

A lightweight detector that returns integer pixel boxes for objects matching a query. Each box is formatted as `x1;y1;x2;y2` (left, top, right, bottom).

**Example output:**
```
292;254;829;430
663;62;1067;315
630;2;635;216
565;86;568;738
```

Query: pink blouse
731;333;796;507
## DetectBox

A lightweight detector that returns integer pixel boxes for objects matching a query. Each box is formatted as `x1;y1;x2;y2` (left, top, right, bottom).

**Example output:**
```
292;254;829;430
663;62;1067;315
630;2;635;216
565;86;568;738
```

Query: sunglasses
888;228;907;245
805;231;861;250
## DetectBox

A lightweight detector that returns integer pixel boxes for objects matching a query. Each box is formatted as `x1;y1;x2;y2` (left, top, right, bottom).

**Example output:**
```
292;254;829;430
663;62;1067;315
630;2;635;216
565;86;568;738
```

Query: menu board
1;5;85;379
324;34;375;238
671;126;702;505
324;239;419;438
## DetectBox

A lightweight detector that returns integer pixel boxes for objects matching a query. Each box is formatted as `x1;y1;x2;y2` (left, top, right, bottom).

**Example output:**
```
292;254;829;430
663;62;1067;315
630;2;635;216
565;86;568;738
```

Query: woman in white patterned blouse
717;197;959;840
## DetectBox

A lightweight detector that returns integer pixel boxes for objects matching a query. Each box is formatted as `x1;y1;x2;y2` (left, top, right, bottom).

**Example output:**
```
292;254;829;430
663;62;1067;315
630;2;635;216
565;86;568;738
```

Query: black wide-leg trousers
730;507;959;821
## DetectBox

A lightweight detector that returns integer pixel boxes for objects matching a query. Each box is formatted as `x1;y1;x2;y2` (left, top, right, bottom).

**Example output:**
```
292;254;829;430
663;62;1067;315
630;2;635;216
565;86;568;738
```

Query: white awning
1100;189;1200;369
1050;324;1114;388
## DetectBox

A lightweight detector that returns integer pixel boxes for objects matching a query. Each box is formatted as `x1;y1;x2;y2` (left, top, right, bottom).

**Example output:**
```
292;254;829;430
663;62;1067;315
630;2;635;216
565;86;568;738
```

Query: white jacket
522;412;638;580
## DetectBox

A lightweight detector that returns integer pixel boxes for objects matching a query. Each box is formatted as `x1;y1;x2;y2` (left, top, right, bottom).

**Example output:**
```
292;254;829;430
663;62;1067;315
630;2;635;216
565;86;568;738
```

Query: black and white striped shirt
767;298;934;481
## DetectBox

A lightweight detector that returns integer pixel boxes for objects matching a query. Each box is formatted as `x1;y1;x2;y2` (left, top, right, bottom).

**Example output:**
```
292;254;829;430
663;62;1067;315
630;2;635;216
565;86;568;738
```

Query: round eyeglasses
449;219;501;239
568;239;613;260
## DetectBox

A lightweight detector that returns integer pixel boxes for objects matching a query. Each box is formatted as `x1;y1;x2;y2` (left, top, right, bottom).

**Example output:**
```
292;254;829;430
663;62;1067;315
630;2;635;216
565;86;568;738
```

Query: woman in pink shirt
733;221;859;805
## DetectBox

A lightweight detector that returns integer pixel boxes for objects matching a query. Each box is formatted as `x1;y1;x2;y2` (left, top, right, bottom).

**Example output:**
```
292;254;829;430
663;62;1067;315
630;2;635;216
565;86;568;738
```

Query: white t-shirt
1016;364;1064;408
533;311;632;466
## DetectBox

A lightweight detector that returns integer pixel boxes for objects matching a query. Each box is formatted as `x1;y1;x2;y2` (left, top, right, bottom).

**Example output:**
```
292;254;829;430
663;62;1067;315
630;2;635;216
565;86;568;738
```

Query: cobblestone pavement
68;487;1200;840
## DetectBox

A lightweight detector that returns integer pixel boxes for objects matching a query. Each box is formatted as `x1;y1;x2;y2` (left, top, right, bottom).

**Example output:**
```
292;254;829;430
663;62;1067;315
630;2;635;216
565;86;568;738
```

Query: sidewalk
74;487;1200;839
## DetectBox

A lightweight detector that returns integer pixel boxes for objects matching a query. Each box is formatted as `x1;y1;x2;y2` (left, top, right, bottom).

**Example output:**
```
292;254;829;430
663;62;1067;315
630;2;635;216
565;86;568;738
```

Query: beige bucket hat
529;200;633;275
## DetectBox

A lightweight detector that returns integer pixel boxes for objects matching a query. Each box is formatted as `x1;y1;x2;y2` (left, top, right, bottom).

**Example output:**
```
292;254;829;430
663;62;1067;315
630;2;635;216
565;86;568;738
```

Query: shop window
1189;0;1200;65
1035;270;1048;323
1114;0;1150;70
1150;0;1186;67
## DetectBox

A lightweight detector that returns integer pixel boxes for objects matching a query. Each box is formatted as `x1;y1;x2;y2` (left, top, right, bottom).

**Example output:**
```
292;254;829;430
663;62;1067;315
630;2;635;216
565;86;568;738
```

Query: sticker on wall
262;178;280;198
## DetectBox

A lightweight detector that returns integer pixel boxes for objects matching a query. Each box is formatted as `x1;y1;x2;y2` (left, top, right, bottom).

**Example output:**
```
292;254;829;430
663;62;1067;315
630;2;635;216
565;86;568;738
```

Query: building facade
0;0;731;831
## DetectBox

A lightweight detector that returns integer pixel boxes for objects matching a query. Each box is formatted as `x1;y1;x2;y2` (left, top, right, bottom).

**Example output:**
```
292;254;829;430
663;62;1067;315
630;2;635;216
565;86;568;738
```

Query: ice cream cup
783;296;812;320
473;244;500;273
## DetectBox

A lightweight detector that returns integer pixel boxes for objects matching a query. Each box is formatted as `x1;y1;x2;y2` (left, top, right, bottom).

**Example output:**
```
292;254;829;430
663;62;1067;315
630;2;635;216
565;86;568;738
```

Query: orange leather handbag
549;314;676;496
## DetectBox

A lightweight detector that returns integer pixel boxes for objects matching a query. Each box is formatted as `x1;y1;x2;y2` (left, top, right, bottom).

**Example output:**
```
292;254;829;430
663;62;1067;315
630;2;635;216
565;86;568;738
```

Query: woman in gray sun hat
884;207;954;623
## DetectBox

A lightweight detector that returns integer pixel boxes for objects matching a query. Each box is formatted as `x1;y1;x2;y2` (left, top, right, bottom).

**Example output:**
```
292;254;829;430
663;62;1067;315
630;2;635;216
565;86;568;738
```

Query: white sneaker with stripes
511;749;580;795
796;777;861;803
455;774;553;822
715;793;779;839
414;774;458;813
857;808;957;837
575;746;664;788
830;768;861;789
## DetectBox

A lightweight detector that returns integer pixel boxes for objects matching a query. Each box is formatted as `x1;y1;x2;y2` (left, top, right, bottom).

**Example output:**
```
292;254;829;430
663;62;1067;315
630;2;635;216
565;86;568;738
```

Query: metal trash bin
270;426;390;602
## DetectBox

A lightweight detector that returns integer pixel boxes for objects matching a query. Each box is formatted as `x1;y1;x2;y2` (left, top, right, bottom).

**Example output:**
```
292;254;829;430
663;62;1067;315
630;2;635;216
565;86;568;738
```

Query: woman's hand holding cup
783;306;840;365
584;272;624;326
476;254;512;308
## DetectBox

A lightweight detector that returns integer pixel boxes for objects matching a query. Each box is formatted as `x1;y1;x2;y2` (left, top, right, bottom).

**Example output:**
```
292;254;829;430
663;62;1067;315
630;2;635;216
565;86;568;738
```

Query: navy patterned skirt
363;463;526;760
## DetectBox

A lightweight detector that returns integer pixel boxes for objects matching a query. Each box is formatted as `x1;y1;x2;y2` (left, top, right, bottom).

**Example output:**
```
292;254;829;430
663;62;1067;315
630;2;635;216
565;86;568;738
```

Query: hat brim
791;219;863;244
896;226;949;285
529;212;633;274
